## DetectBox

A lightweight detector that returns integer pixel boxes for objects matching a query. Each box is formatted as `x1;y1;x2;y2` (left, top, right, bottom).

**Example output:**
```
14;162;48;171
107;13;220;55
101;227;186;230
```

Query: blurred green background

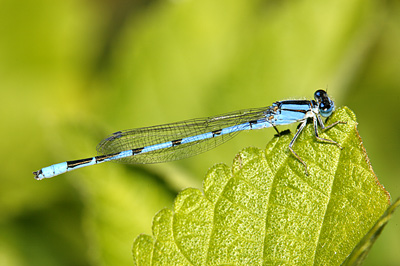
1;0;399;265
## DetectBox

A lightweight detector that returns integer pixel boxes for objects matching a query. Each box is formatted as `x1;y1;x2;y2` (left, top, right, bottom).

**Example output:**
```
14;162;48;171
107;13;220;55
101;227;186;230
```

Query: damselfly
34;90;345;180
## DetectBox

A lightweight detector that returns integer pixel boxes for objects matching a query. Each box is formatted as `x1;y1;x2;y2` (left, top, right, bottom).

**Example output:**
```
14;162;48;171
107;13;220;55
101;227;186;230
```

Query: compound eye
319;100;334;117
314;90;327;100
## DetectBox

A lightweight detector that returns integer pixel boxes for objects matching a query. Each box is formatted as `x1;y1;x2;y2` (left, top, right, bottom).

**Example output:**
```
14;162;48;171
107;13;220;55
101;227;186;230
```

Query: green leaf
132;107;391;265
342;197;400;266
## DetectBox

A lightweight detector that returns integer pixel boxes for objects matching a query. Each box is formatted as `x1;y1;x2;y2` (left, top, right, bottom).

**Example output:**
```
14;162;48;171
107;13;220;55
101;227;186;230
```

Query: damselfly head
314;90;335;117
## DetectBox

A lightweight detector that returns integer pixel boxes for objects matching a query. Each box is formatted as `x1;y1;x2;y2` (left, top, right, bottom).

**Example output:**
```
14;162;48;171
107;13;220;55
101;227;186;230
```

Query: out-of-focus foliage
0;0;399;265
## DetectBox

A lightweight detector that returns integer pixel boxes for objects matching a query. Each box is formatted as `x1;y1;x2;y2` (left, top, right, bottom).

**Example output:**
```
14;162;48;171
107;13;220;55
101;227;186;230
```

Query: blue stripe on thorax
279;101;311;112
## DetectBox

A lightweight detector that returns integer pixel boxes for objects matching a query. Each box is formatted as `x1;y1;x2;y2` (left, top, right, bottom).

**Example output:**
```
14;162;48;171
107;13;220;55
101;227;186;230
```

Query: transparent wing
96;107;272;164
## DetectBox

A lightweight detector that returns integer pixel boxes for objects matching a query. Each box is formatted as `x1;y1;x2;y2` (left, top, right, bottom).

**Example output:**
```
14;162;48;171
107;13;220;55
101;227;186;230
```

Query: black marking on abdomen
132;147;144;155
212;129;222;137
67;158;94;169
249;120;258;128
96;153;119;163
172;139;182;146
